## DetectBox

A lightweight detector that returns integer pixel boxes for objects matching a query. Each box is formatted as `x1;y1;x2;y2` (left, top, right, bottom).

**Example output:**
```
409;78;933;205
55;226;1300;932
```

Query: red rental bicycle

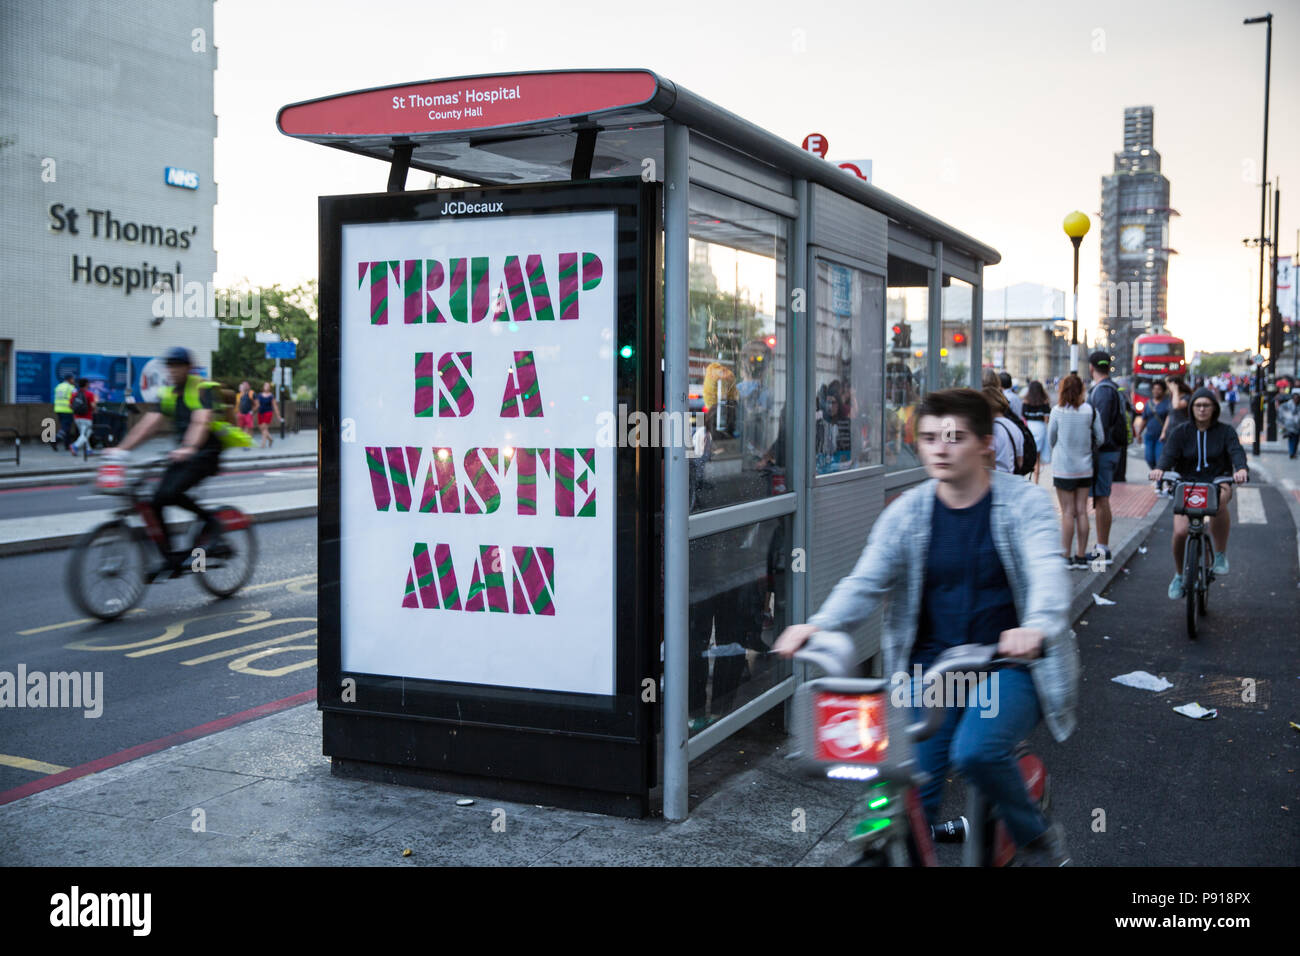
65;456;257;621
1156;471;1239;640
793;632;1051;867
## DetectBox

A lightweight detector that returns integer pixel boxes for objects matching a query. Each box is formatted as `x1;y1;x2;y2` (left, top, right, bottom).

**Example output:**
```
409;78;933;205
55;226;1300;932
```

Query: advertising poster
15;351;156;403
338;210;617;695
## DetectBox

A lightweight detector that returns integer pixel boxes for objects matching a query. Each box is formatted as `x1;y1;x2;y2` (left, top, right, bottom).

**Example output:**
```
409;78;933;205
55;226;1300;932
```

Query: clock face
1120;224;1145;253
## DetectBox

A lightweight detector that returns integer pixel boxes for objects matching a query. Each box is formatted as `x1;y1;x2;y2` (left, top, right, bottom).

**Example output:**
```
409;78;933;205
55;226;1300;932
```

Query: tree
212;281;318;399
1196;354;1231;378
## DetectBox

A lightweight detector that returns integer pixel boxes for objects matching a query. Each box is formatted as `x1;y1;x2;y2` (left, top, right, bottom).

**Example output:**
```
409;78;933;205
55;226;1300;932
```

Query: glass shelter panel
941;277;973;389
813;259;883;474
687;188;789;513
885;265;929;472
687;515;792;733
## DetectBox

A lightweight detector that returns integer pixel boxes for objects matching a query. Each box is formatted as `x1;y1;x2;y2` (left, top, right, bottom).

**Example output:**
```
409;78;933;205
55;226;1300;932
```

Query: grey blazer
806;470;1080;742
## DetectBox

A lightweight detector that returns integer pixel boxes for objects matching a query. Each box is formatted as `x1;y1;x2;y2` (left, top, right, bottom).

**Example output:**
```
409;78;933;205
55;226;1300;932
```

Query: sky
212;0;1300;353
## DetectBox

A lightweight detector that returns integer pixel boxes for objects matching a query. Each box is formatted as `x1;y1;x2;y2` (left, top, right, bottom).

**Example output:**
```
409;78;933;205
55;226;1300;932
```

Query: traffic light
891;323;904;350
953;331;966;346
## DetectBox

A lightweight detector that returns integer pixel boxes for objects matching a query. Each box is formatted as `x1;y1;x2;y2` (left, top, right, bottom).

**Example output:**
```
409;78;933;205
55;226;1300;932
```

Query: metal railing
0;427;19;466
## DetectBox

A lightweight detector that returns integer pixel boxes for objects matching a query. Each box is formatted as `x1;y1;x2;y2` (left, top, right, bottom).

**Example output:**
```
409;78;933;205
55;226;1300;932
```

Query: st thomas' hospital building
0;0;218;407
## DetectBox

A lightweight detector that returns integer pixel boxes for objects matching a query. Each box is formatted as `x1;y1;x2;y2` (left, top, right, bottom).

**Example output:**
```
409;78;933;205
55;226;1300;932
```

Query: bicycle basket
796;679;892;773
1173;481;1218;517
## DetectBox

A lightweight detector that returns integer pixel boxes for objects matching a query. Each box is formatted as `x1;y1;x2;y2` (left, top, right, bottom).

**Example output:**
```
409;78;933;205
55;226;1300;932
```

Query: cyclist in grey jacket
776;388;1078;865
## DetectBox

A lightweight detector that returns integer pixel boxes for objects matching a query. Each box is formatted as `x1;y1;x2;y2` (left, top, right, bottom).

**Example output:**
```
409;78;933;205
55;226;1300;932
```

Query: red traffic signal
765;335;777;348
953;332;966;345
891;324;903;336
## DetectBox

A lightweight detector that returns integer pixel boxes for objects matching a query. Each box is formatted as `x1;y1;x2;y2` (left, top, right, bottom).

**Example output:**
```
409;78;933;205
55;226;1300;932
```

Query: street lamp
1244;12;1272;456
1063;211;1091;375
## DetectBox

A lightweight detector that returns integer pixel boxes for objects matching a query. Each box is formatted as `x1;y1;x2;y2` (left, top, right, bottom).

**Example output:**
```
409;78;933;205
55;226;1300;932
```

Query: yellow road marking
0;754;69;775
230;646;317;677
243;573;317;593
22;574;313;639
19;609;146;635
127;616;317;658
67;610;272;653
181;628;317;665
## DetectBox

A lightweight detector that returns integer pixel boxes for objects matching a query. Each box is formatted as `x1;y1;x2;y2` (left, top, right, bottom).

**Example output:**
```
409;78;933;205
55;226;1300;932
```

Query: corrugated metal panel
689;133;792;196
809;184;887;268
887;221;936;264
810;474;884;663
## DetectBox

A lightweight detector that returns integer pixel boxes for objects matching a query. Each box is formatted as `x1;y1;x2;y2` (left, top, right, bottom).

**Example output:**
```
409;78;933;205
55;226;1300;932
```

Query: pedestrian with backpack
1022;381;1052;484
1047;373;1105;569
984;385;1023;474
70;377;96;456
1085;351;1125;566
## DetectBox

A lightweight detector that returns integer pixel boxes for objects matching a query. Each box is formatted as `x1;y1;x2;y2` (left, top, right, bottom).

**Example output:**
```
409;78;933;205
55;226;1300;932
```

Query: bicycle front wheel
194;506;257;598
66;520;148;621
1198;541;1211;617
1183;535;1200;640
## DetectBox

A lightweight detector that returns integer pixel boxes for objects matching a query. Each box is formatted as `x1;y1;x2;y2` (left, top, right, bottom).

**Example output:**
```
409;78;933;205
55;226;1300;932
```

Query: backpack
998;414;1037;476
70;389;90;416
1091;379;1129;448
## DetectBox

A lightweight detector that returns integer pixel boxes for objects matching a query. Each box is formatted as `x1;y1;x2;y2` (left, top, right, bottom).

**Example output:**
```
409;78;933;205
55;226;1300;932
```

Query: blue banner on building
16;351;159;403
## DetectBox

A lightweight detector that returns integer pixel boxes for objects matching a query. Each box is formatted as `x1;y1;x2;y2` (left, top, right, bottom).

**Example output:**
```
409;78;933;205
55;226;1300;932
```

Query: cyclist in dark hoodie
1149;387;1249;599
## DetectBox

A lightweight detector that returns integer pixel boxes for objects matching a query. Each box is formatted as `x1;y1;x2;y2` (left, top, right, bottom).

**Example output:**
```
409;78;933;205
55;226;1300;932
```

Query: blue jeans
910;665;1048;846
1144;435;1163;470
1288;433;1299;458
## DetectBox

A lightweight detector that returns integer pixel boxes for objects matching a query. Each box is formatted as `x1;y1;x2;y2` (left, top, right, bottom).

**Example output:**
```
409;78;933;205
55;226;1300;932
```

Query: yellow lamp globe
1063;211;1090;240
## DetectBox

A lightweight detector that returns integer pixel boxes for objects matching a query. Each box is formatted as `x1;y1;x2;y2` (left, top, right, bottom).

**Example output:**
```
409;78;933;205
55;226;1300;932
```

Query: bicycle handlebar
795;633;1031;744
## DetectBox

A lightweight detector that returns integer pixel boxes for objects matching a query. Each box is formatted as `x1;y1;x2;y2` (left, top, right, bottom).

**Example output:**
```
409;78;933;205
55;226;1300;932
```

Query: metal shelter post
928;241;944;392
970;260;984;388
662;119;691;821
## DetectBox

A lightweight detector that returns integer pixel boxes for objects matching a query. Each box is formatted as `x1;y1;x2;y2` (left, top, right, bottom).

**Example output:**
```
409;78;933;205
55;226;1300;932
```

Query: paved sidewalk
0;429;318;486
0;459;1164;865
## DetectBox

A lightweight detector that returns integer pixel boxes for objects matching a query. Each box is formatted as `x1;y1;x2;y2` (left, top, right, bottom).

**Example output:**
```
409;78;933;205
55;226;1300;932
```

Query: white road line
1235;486;1266;524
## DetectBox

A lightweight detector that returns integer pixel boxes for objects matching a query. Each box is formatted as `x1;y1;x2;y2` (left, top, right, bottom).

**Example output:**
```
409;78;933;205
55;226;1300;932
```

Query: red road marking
0;483;78;495
0;688;318;807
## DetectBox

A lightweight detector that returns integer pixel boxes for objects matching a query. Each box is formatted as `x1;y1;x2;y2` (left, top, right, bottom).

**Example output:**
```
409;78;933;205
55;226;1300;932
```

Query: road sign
266;341;297;359
837;159;872;183
801;133;828;157
255;331;281;343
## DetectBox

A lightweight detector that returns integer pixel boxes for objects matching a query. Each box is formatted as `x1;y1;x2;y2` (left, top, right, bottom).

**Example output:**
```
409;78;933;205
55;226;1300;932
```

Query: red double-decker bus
1131;333;1186;414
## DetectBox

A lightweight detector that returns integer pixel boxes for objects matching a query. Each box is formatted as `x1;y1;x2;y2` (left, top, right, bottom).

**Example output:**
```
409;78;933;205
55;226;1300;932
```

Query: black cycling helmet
164;346;193;366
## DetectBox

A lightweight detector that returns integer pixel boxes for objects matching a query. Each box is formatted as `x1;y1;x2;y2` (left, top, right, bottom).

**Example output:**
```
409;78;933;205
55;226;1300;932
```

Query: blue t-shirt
1142;397;1170;443
257;392;275;413
911;490;1019;671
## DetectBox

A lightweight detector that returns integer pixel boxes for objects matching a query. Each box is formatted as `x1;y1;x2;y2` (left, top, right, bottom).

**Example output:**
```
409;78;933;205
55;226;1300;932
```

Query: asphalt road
0;516;317;796
0;465;317;520
1028;478;1300;865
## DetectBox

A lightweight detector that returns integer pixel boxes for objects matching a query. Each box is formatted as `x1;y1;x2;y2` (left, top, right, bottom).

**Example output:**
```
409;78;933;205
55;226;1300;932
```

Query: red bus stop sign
801;133;828;157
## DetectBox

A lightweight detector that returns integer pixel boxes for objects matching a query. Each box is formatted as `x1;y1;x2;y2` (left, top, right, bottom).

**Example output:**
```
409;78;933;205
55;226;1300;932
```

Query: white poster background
340;210;617;695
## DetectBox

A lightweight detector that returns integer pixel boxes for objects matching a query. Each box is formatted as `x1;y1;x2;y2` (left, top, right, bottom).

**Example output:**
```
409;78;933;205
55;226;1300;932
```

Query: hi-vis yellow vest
54;381;75;413
159;375;253;449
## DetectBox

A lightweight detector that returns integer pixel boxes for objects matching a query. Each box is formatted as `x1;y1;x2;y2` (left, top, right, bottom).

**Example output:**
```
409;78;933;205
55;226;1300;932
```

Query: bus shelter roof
278;69;999;266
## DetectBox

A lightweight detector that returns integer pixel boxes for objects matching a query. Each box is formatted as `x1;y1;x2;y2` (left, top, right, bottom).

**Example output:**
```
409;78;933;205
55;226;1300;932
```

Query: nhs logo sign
164;167;199;190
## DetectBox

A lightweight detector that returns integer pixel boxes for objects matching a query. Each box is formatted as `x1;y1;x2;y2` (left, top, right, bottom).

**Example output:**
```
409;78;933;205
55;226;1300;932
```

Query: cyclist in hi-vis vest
109;347;250;574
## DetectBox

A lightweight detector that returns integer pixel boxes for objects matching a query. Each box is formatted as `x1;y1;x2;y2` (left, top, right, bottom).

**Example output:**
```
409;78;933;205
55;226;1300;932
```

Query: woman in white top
1046;373;1105;569
983;385;1023;474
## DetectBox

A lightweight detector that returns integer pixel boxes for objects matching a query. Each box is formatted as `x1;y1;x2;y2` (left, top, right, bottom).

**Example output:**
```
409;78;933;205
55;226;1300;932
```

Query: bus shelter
278;69;999;819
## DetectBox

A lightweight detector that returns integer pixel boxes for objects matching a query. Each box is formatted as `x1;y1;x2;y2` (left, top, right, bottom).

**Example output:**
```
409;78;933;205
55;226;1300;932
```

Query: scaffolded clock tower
1098;106;1176;375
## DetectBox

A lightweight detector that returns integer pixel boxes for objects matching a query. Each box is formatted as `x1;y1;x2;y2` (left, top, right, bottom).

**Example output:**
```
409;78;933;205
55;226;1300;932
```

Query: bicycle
65;455;258;621
793;632;1053;866
1156;471;1238;640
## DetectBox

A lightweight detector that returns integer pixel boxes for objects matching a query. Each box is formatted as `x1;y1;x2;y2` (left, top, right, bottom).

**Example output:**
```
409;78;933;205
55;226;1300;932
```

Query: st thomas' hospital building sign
340;210;618;696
